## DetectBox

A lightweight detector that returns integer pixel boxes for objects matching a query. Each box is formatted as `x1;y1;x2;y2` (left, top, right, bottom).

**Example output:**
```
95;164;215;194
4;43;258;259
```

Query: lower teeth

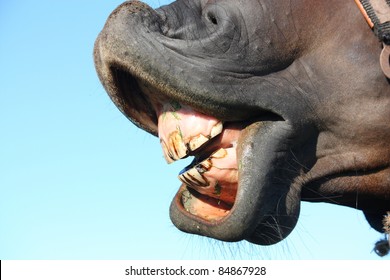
178;147;238;204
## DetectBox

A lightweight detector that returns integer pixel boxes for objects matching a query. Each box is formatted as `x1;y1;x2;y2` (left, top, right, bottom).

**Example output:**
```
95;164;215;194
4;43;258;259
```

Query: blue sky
0;0;388;260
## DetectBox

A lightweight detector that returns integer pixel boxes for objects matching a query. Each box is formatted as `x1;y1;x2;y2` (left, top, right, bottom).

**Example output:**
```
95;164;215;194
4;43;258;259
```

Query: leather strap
354;0;390;78
354;0;390;44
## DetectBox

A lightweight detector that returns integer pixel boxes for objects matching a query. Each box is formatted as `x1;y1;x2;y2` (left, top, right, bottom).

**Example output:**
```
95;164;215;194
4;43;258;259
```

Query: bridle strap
354;0;390;78
354;0;390;44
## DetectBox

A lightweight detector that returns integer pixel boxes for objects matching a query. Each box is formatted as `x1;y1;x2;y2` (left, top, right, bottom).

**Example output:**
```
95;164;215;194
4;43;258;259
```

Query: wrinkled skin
94;0;390;245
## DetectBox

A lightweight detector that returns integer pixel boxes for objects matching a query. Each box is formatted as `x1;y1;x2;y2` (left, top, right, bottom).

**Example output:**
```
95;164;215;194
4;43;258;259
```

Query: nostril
207;12;218;25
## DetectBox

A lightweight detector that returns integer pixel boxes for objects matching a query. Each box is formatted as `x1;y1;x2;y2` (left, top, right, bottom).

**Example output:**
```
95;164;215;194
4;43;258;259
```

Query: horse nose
103;1;166;34
94;0;165;68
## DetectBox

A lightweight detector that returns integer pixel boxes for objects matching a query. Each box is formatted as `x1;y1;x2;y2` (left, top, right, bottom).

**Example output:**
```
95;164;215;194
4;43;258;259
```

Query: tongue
156;101;241;206
156;101;223;163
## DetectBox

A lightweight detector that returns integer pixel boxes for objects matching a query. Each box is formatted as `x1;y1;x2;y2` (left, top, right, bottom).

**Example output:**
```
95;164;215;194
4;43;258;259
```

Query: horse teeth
162;123;224;163
188;122;224;152
210;122;223;138
210;147;227;159
179;164;209;187
188;134;209;152
157;102;224;163
178;147;238;204
178;148;229;189
169;130;188;160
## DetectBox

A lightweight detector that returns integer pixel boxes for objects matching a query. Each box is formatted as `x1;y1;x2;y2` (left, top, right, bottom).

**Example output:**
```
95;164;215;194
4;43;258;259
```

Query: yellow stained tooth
210;148;227;159
178;148;229;189
196;159;212;173
189;134;209;152
179;166;209;187
210;122;223;138
168;130;188;160
157;100;224;164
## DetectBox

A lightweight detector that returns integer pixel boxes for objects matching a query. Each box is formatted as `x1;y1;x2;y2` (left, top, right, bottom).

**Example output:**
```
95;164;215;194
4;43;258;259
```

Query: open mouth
132;71;263;221
103;66;299;245
155;100;248;221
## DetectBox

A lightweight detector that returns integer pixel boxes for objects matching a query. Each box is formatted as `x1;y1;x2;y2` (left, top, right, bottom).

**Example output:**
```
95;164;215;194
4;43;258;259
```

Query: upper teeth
157;102;223;163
